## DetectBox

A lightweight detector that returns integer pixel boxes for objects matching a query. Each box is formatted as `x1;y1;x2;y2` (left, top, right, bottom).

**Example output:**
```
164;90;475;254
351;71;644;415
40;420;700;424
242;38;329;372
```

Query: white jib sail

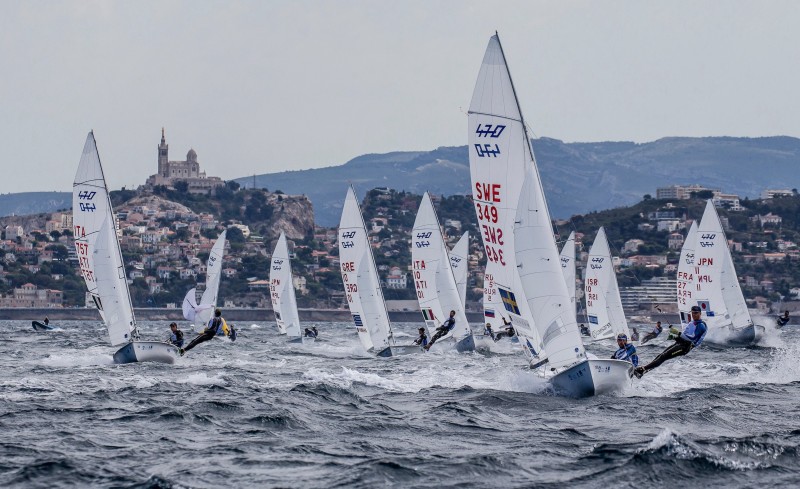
270;232;302;338
72;132;135;347
195;230;226;326
676;221;698;324
560;231;576;310
412;193;471;340
338;187;395;351
585;227;629;340
449;231;469;307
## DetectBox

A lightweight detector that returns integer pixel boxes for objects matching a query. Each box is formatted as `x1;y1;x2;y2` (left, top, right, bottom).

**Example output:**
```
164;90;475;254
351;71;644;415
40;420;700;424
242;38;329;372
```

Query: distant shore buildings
144;128;224;194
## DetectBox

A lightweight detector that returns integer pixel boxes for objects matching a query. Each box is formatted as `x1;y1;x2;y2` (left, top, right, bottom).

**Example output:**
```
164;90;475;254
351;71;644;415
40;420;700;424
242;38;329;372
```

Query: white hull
704;323;759;347
549;359;632;398
113;341;179;364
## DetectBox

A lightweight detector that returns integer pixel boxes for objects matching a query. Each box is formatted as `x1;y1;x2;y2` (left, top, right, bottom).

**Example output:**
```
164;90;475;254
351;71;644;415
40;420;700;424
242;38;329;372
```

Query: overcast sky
2;1;799;193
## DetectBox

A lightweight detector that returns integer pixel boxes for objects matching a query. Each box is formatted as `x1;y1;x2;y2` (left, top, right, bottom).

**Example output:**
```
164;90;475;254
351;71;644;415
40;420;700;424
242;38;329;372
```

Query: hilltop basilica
145;128;224;194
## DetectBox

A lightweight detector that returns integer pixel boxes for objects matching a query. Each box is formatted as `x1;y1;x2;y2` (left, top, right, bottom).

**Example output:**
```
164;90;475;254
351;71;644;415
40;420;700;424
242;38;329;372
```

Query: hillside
235;136;800;226
0;192;71;217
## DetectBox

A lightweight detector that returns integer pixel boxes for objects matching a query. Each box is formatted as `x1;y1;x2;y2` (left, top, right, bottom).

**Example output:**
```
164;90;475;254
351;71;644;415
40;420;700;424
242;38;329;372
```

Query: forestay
411;193;471;340
338;187;395;352
270;232;302;338
72;132;135;347
584;227;629;340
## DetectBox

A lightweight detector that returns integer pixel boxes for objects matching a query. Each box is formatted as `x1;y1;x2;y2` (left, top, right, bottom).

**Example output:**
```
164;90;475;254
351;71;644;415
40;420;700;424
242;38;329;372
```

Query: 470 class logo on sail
473;123;505;158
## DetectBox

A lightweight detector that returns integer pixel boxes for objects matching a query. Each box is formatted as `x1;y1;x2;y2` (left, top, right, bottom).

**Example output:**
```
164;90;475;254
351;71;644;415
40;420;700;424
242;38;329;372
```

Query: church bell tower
158;128;169;177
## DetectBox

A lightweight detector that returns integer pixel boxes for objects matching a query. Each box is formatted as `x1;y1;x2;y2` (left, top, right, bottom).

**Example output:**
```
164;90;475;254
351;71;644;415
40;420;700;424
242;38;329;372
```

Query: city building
619;277;677;313
761;189;795;199
656;184;714;200
0;283;63;308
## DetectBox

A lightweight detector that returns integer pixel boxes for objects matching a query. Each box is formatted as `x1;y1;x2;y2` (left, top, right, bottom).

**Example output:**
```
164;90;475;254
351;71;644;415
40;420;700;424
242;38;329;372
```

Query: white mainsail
73;132;136;347
559;231;576;310
585;227;629;340
676;221;698;324
411;193;471;340
270;232;302;338
694;200;753;331
449;231;469;307
190;231;227;326
338;187;394;352
469;34;586;370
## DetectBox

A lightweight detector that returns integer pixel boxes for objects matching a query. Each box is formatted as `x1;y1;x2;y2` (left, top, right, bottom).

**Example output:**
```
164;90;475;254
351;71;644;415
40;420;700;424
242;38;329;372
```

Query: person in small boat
777;310;790;328
494;317;516;341
425;310;457;350
168;322;184;347
579;323;590;336
483;323;495;340
43;316;50;326
304;327;318;338
179;308;226;355
634;305;707;379
413;327;428;347
630;327;640;342
611;333;638;366
641;321;663;344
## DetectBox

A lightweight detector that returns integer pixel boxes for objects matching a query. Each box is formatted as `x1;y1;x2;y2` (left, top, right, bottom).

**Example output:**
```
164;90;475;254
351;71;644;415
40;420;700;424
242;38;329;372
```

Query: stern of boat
113;341;178;365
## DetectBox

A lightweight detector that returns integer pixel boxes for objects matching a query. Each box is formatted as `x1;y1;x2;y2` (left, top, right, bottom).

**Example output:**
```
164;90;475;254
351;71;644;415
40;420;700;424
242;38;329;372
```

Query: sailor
777;310;790;328
425;310;457;350
641;321;663;344
44;316;50;326
631;327;640;342
483;323;495;340
304;327;318;338
494;317;516;341
579;323;590;336
168;322;184;347
179;308;226;355
413;327;428;347
634;305;707;379
611;333;638;366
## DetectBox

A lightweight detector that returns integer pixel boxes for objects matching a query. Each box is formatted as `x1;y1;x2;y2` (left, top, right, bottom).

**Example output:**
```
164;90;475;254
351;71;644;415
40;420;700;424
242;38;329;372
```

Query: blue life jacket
612;343;639;366
443;317;456;331
681;319;707;347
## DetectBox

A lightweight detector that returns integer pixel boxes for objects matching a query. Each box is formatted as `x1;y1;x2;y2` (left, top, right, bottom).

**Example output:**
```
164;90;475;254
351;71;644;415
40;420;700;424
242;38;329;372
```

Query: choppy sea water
2;319;800;488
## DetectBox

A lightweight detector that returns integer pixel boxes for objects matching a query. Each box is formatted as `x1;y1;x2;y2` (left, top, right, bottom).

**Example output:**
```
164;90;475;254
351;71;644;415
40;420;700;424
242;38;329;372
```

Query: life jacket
208;317;229;336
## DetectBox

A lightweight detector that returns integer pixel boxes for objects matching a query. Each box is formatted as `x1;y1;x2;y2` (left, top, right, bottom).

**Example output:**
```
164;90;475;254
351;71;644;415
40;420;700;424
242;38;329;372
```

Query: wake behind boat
468;34;631;397
73;132;178;365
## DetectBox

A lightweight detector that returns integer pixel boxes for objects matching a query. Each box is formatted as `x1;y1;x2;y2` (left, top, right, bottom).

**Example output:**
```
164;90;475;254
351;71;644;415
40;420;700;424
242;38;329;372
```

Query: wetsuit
639;319;707;374
428;316;456;347
169;330;184;347
304;328;318;338
611;343;639;366
495;326;515;341
641;325;663;344
483;326;495;340
183;317;224;352
413;332;428;347
777;315;790;328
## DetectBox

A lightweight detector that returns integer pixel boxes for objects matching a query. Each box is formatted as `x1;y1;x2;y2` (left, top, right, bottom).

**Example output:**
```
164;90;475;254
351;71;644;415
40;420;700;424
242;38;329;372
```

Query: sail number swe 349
474;182;505;266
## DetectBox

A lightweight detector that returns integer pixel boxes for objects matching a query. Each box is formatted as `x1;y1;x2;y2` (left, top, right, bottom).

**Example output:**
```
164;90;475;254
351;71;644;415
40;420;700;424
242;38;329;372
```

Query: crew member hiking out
168;322;184;348
413;327;428;348
494;317;516;341
641;321;663;345
425;310;456;350
179;309;226;356
634;305;707;379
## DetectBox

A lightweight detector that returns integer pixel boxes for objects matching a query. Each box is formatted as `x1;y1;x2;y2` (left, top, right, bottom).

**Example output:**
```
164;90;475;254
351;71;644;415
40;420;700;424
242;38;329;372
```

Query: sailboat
269;232;308;343
682;200;759;346
584;227;630;341
338;187;417;357
73;132;178;364
182;231;227;331
468;34;631;397
411;193;474;351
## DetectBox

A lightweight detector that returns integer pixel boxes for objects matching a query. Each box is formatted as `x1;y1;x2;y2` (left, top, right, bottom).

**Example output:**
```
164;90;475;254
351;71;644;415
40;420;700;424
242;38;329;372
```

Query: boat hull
288;336;316;344
454;334;475;352
704;324;758;347
376;345;419;357
113;341;179;365
32;321;55;331
549;359;632;398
